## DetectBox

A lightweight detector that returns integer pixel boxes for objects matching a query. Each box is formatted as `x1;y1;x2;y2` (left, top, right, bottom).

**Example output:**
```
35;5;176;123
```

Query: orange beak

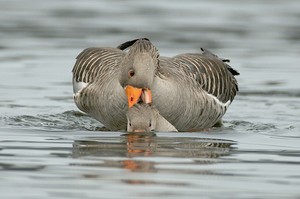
125;85;152;108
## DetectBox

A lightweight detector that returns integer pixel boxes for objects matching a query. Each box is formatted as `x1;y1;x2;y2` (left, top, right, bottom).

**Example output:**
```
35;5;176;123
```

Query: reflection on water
1;129;300;198
72;133;235;172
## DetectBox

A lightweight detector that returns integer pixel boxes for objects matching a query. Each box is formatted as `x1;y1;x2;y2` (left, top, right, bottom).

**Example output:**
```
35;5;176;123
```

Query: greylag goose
72;38;239;131
127;103;178;132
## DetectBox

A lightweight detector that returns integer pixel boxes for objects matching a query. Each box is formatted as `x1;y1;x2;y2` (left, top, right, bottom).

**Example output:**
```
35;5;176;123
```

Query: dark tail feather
117;38;150;50
201;47;239;76
227;66;240;76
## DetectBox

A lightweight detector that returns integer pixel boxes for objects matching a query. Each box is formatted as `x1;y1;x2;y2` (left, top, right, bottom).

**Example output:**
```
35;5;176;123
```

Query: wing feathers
72;47;124;83
172;52;239;103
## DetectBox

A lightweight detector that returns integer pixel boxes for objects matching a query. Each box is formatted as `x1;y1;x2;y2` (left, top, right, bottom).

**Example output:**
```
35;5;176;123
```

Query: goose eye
128;69;135;77
149;121;152;127
129;122;132;126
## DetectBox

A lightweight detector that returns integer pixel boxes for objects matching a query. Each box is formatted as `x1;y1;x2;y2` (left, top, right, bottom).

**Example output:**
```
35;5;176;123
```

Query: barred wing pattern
152;51;239;130
173;52;238;104
72;47;128;130
72;47;124;84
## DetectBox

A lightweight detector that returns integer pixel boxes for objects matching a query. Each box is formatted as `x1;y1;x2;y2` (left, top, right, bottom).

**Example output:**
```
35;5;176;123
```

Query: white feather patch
207;93;231;108
73;80;88;95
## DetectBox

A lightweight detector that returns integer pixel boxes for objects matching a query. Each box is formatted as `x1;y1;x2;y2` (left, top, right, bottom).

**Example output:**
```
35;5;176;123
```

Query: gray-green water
1;0;300;198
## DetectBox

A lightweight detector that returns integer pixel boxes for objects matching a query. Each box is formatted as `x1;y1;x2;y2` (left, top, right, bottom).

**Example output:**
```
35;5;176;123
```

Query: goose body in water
126;103;178;132
72;38;239;131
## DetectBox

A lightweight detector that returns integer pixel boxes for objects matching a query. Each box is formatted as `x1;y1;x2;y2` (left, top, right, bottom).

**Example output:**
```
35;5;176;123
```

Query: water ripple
1;111;102;131
239;90;300;98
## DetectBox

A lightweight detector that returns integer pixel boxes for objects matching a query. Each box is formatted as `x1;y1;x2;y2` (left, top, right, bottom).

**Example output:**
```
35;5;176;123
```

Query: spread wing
72;47;125;84
173;48;239;104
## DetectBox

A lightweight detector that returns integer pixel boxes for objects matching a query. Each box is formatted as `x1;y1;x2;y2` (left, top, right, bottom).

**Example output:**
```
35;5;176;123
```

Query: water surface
1;0;300;198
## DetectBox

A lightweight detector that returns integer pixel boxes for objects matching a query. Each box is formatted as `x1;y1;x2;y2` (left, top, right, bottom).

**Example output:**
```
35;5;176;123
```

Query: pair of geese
72;38;239;132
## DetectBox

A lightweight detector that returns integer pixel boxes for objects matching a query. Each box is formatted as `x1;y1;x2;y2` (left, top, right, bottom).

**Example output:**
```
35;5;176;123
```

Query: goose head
126;103;157;132
126;103;178;133
119;38;159;108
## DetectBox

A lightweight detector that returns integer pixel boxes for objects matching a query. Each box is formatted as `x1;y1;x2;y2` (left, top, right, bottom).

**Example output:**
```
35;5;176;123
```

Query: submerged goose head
126;103;178;133
126;103;156;132
118;38;159;108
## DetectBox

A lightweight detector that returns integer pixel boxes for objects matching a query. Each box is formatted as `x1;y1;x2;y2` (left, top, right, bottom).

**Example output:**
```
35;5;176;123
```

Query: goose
126;103;178;132
72;38;239;131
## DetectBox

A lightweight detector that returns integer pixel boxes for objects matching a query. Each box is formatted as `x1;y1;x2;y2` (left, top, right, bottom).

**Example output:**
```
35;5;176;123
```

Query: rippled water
1;0;300;198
